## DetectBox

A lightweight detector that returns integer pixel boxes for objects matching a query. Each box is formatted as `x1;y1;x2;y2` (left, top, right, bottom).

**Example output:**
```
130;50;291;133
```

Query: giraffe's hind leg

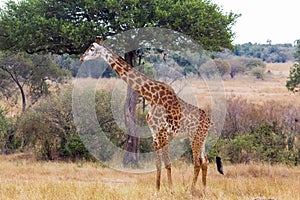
191;138;208;194
155;148;162;191
154;138;173;191
162;144;173;190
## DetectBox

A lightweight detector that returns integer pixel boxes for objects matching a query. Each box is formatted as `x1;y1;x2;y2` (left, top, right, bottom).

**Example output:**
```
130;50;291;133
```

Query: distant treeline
232;43;296;63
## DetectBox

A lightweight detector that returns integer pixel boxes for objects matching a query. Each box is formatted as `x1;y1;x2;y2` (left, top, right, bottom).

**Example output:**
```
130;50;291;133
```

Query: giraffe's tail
216;156;224;175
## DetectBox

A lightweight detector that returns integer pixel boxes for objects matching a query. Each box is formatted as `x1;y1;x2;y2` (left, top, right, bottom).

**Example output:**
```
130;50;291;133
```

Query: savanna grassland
0;154;299;200
1;63;300;200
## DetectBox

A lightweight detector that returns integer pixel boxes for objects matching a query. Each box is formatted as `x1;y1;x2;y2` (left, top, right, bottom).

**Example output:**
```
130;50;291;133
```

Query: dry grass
87;63;299;107
0;154;299;200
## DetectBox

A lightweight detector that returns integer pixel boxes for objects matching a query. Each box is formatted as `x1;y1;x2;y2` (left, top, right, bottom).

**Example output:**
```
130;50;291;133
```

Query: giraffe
80;39;220;193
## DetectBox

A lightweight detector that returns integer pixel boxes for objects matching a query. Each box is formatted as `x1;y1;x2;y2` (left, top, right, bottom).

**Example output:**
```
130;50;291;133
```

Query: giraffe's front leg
201;154;209;188
191;159;201;194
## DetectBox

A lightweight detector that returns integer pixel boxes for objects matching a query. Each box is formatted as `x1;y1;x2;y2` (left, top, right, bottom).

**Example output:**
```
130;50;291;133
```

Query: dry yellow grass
0;154;299;200
89;63;299;107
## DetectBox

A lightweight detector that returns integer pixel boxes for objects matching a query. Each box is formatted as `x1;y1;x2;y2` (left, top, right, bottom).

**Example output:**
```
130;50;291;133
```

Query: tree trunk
3;67;27;112
122;50;140;168
19;84;27;113
123;88;140;167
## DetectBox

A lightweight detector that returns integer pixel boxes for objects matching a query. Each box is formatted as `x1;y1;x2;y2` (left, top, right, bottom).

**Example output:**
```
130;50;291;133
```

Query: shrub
216;97;300;165
251;67;265;79
18;87;77;160
0;106;16;154
214;59;231;77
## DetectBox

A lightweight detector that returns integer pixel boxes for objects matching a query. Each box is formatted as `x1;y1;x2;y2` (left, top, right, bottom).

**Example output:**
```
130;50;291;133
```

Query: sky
213;0;300;44
1;0;299;45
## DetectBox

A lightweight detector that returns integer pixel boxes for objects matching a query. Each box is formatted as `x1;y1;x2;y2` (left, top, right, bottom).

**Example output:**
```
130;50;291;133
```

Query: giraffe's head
80;42;105;62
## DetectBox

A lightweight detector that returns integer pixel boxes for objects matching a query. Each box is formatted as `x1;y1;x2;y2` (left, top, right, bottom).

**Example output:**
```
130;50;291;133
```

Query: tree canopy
0;0;239;55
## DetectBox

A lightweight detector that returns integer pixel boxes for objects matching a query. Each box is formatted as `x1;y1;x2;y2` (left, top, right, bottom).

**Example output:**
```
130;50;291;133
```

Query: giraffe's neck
98;44;182;133
100;45;168;103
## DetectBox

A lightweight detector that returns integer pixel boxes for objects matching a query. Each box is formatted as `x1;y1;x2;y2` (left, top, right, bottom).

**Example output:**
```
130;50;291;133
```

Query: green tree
0;0;239;54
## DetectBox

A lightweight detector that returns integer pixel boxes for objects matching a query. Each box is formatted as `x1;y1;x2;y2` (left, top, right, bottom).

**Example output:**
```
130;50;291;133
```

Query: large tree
0;0;239;164
0;0;239;54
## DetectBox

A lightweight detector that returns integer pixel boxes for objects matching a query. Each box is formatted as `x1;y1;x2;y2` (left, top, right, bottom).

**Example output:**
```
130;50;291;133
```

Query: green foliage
243;58;266;70
212;123;297;165
286;40;300;91
0;0;106;54
233;43;295;63
17;87;97;160
0;106;9;134
0;106;12;153
0;0;239;54
0;52;70;112
142;62;157;79
295;39;300;61
214;96;300;165
224;134;256;163
251;67;265;80
60;133;92;160
156;0;239;51
251;124;291;164
286;63;300;92
214;59;231;77
227;58;246;78
223;57;266;79
18;87;77;159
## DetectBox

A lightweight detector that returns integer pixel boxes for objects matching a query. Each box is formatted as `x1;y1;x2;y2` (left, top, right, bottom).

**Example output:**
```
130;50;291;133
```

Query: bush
214;59;231;77
251;67;265;79
18;87;77;159
216;97;300;165
0;106;16;154
17;87;97;160
214;123;297;164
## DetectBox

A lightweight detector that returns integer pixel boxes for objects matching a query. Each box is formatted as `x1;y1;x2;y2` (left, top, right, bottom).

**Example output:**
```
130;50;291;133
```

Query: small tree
286;40;300;92
286;63;300;92
0;52;69;112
